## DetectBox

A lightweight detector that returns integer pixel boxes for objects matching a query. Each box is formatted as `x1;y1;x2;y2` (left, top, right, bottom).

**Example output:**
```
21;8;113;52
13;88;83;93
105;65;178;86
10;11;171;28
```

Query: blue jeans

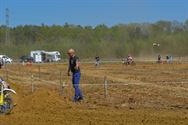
72;72;83;101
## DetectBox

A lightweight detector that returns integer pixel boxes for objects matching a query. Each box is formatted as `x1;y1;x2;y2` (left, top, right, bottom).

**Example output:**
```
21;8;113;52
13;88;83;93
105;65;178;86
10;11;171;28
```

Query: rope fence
0;64;132;98
1;64;188;99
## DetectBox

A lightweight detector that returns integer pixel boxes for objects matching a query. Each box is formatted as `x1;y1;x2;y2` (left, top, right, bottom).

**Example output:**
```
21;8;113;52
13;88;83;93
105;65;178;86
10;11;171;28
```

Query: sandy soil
0;63;187;125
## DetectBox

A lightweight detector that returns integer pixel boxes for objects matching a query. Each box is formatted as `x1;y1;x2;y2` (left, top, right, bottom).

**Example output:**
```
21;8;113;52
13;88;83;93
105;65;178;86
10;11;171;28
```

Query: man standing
157;55;162;64
67;49;83;102
95;56;100;67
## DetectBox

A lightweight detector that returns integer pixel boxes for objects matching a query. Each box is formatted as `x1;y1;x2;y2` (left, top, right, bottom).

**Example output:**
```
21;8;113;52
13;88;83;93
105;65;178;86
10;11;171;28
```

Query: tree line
0;20;188;59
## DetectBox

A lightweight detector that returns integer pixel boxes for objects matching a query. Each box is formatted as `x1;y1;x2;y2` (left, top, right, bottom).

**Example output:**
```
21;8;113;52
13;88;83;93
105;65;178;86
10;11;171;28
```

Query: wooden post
60;71;62;85
60;82;66;96
38;65;41;80
104;76;108;98
31;75;34;93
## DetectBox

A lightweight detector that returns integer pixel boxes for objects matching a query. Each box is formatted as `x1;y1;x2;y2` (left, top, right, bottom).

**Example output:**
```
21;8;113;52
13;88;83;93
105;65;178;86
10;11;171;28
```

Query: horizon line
0;19;188;28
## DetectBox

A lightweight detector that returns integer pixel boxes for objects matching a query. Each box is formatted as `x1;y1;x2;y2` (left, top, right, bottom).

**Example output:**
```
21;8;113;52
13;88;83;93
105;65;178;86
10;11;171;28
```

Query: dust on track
0;63;187;125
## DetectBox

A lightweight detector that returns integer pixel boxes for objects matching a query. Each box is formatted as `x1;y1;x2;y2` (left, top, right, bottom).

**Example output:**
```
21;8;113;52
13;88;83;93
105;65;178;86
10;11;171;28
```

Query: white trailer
30;50;61;63
30;50;44;63
43;51;61;62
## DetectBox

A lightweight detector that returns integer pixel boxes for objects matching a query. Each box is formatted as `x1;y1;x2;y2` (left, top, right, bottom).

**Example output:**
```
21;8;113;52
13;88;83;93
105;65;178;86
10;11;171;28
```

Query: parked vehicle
20;55;34;63
0;55;13;64
30;50;44;63
30;50;61;63
44;51;61;62
0;78;16;114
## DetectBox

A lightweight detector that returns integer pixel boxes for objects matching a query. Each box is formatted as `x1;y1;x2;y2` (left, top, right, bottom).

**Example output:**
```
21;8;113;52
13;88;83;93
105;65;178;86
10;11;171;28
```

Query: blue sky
0;0;187;27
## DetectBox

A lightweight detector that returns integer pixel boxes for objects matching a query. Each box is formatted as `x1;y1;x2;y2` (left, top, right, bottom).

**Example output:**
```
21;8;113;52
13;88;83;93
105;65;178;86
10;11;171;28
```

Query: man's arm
75;58;80;70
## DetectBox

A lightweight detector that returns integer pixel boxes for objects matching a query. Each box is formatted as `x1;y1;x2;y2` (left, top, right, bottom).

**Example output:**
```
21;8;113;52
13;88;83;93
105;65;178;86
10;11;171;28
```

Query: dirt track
0;63;188;125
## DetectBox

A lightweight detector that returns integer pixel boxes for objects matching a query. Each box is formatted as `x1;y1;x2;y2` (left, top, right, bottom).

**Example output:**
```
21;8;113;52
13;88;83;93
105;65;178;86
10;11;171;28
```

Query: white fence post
59;71;64;95
104;76;108;98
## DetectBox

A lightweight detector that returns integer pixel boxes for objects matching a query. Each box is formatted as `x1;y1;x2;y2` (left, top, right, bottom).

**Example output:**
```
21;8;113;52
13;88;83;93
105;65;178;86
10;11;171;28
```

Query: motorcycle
0;80;16;114
126;60;136;66
125;58;136;66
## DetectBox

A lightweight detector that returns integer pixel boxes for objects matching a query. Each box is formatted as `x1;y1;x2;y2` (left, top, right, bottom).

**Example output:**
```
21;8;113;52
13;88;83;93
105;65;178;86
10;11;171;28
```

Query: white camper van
30;50;61;63
44;51;61;62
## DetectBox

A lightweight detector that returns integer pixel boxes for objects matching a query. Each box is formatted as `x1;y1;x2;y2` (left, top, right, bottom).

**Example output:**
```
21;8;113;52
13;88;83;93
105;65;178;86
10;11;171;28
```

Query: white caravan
44;51;61;62
30;50;44;63
30;50;61;63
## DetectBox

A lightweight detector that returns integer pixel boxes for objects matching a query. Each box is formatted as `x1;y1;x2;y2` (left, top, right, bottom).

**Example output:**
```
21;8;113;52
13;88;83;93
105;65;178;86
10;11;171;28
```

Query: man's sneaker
77;97;83;102
73;96;83;102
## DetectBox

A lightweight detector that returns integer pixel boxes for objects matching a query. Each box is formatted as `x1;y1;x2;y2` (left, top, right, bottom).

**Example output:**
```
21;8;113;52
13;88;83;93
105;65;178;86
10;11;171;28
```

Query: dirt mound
0;83;187;125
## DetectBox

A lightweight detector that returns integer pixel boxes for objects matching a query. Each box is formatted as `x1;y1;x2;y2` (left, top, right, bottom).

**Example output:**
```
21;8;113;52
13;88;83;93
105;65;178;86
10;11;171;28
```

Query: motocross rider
127;55;133;64
0;78;10;89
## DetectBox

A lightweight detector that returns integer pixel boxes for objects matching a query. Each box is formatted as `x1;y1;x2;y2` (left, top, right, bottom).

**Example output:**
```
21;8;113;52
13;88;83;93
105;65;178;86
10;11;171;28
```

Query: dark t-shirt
69;56;80;73
158;55;161;61
95;57;100;62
